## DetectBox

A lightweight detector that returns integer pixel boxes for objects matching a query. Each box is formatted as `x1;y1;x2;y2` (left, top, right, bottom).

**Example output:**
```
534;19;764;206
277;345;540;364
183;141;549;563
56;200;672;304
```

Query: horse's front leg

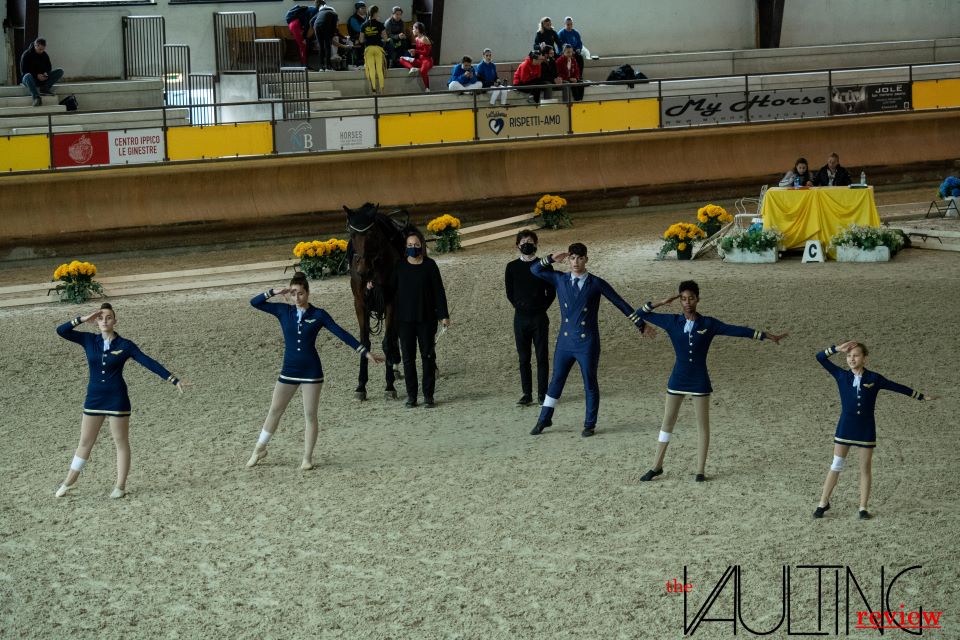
382;301;399;399
354;289;370;401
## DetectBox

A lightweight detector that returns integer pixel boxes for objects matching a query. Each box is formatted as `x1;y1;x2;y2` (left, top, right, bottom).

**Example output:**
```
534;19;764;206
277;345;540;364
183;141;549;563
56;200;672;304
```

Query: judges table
762;186;880;255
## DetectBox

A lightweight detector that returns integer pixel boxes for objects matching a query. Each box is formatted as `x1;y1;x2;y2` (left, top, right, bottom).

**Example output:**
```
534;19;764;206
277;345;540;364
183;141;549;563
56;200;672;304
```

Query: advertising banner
108;128;165;165
324;116;377;150
52;132;110;168
831;83;911;115
661;88;829;127
476;104;568;140
275;119;324;154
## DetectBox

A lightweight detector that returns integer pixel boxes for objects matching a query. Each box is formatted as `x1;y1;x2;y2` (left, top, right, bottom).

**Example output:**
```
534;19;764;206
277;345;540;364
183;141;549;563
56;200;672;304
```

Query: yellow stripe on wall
913;78;960;110
378;110;474;146
0;135;49;172
167;123;273;161
571;98;660;134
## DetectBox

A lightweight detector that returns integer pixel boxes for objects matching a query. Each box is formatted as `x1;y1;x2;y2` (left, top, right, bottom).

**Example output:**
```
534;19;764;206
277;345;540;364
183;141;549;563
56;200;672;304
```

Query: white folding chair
734;184;768;228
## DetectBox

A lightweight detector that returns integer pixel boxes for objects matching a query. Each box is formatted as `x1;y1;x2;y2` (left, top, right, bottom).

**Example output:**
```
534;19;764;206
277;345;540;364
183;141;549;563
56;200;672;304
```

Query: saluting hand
175;380;192;394
273;287;293;297
837;340;858;353
81;309;103;323
551;251;569;263
767;332;788;345
655;294;680;308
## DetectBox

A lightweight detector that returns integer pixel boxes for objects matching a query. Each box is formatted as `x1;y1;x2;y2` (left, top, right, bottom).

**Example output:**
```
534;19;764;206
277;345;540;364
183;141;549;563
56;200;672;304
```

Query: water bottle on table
794;175;801;188
860;171;867;185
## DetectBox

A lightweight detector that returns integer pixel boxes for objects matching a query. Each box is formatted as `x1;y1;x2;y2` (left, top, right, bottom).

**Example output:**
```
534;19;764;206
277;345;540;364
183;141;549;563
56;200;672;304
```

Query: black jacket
814;164;852;187
20;47;52;78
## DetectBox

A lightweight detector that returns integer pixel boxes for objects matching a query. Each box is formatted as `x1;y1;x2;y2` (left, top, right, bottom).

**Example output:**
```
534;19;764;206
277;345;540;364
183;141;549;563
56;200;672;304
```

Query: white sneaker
110;487;126;499
246;446;268;468
424;88;431;93
55;483;76;498
408;67;418;76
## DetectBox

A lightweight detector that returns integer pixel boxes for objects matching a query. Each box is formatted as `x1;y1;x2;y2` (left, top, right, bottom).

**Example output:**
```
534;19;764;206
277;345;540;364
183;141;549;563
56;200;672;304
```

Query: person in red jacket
557;44;584;101
399;22;434;92
513;50;547;103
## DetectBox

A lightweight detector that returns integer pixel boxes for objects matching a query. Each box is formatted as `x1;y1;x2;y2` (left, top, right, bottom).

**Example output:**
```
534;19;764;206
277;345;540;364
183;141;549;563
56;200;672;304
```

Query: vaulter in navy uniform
54;303;188;499
529;242;655;438
247;273;384;470
636;281;787;483
813;341;935;520
505;229;556;406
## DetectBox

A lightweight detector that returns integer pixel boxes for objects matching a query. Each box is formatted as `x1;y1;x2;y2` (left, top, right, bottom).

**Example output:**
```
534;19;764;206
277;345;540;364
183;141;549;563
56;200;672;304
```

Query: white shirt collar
102;337;112;351
520;254;537;262
296;307;306;322
853;374;862;390
571;273;587;285
683;319;695;334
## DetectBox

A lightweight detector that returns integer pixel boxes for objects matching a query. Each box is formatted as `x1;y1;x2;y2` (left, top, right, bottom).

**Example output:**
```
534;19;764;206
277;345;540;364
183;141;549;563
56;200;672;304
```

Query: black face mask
519;243;537;255
406;247;423;258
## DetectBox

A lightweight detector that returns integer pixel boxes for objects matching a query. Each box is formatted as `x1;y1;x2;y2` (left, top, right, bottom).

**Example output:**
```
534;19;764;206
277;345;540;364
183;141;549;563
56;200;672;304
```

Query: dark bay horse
345;203;414;400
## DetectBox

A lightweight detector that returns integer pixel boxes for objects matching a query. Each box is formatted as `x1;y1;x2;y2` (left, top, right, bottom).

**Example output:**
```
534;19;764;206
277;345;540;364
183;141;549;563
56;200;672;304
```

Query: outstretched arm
877;375;928;401
318;309;382;363
598;279;652;336
713;319;787;344
129;343;184;390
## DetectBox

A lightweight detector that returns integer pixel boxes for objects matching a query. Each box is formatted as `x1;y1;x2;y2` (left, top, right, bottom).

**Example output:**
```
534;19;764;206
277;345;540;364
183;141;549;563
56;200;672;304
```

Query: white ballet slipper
55;483;76;498
246;446;268;468
300;459;315;471
109;487;126;499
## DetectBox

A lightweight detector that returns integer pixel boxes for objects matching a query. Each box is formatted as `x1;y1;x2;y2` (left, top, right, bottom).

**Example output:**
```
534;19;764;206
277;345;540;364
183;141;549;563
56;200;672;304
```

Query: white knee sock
257;429;272;446
70;455;86;472
542;395;558;408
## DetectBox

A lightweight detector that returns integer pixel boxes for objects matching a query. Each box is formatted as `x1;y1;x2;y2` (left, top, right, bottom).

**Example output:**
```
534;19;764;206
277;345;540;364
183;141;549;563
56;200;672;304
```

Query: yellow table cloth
762;187;880;255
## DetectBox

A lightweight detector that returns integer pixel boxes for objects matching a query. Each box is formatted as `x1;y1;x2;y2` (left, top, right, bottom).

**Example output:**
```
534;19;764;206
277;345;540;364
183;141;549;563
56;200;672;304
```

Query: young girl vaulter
247;273;383;470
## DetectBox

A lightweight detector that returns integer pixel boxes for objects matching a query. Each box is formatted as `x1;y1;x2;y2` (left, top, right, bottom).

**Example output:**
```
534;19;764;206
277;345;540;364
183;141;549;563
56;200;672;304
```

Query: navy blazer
817;345;923;447
638;306;765;394
252;290;365;384
57;317;176;415
532;256;643;352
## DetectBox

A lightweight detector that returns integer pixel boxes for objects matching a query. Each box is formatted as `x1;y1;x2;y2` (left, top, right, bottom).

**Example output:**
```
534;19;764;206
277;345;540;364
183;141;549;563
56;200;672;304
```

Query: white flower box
835;246;890;262
723;247;778;263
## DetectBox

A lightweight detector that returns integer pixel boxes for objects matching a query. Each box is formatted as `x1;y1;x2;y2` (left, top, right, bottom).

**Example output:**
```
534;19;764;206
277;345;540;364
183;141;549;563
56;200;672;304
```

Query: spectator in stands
347;2;368;68
285;1;319;67
556;44;584;102
20;38;63;107
539;44;562;101
384;6;407;68
359;5;387;92
513;50;547;104
533;17;561;55
330;34;351;70
779;157;814;187
814;153;853;187
476;48;508;106
312;1;339;71
399;22;434;93
557;17;585;78
448;56;483;93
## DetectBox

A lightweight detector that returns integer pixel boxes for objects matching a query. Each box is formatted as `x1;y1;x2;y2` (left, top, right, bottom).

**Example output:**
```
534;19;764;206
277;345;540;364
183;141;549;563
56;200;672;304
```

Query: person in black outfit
393;230;450;408
533;17;561;55
20;38;64;107
813;153;853;187
312;1;339;71
505;230;556;406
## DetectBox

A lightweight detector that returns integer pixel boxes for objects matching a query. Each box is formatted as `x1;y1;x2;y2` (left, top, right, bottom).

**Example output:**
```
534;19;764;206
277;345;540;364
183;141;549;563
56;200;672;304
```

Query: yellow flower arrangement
52;260;103;303
696;204;733;237
533;194;572;229
428;214;462;253
659;223;706;259
292;238;350;279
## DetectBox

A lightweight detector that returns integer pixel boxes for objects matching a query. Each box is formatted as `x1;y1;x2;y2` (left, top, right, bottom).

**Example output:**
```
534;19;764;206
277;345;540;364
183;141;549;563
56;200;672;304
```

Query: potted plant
719;227;783;263
293;238;349;279
52;260;104;303
427;214;462;253
829;225;906;262
534;194;572;230
658;223;706;260
697;204;733;238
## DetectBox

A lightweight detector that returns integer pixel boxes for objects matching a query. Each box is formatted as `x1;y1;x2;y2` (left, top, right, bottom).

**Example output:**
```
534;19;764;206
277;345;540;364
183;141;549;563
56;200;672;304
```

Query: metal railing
122;16;165;80
214;11;257;77
278;68;310;120
0;59;956;174
189;73;218;125
163;44;191;106
254;39;283;101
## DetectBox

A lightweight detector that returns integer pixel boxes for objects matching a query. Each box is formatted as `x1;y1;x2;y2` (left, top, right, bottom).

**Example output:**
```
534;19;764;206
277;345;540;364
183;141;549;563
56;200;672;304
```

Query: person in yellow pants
360;6;387;93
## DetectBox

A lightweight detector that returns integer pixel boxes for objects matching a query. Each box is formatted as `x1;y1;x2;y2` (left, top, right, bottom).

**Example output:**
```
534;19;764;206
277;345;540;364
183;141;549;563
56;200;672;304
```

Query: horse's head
346;203;387;280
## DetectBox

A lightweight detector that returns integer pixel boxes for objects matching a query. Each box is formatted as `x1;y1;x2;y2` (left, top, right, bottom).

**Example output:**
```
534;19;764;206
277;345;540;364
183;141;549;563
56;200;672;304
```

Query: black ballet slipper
813;503;831;519
530;419;552;435
639;468;663;482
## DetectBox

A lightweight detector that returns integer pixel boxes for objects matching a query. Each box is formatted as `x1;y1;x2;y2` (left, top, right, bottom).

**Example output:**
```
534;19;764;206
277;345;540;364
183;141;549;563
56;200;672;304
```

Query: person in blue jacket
448;55;483;91
247;272;384;470
813;341;935;520
557;17;585;78
530;242;656;438
475;48;507;105
54;303;187;499
636;281;787;482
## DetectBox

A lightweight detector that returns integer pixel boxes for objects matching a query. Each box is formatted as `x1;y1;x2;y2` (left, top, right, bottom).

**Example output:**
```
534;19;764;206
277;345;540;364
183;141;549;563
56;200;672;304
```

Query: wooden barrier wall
0;109;957;244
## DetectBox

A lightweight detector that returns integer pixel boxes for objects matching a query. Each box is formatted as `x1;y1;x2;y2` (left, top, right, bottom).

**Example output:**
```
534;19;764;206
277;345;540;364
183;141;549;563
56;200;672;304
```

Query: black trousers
515;78;549;102
315;31;334;70
397;320;438;400
514;312;550;398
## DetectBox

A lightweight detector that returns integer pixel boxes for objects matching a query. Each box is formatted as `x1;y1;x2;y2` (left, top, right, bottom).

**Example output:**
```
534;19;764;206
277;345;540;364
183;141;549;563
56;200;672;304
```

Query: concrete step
306;80;336;91
10;124;84;135
307;109;362;118
0;103;66;116
8;118;190;136
0;95;60;108
0;108;190;135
